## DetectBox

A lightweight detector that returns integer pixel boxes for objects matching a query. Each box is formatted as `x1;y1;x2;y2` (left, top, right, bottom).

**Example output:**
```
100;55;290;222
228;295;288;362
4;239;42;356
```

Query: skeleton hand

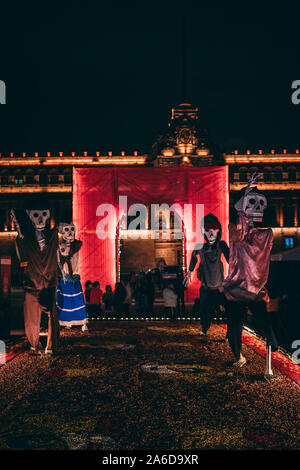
245;172;259;195
41;305;51;316
184;271;192;287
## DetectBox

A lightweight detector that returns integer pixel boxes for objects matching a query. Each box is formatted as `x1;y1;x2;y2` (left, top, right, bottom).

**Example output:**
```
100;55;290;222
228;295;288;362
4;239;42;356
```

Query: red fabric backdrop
73;167;228;301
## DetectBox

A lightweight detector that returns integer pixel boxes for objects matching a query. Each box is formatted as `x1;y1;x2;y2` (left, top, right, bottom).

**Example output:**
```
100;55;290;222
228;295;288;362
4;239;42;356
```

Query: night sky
1;3;300;155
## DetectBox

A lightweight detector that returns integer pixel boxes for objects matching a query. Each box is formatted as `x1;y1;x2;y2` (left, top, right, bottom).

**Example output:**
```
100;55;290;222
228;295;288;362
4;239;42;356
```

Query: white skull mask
204;228;219;245
235;191;267;222
26;209;50;231
59;222;76;243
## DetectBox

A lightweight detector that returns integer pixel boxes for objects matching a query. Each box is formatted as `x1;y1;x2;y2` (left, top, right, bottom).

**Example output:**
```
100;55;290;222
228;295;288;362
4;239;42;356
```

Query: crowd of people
83;270;185;319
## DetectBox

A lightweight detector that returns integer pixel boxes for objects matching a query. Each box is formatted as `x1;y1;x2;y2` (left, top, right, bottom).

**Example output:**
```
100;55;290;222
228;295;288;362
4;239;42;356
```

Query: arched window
14;170;23;185
63;168;72;185
284;204;295;227
49;168;59;185
238;167;248;183
39;170;48;186
1;170;9;185
288;167;297;183
274;167;283;182
25;169;35;185
263;167;272;183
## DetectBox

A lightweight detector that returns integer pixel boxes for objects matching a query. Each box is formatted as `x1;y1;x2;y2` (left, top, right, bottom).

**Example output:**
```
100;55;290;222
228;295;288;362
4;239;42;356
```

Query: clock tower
150;103;224;167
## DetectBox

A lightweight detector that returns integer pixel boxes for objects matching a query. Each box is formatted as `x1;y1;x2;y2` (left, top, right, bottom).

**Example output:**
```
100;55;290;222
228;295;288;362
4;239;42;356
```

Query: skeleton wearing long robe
15;219;59;352
222;176;278;363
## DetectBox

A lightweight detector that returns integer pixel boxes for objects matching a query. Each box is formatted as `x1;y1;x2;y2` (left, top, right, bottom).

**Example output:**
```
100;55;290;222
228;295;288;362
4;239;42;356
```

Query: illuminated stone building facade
1;103;299;282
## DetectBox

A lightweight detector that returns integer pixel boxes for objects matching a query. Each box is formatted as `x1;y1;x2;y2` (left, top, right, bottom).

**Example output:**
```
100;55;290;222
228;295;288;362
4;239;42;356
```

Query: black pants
199;288;226;334
123;303;130;316
176;290;185;315
226;300;278;360
88;303;101;318
147;297;154;315
165;307;176;321
114;304;124;318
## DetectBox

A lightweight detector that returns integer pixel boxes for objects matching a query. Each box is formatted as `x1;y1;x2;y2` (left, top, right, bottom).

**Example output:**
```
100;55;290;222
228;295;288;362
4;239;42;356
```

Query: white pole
264;342;274;379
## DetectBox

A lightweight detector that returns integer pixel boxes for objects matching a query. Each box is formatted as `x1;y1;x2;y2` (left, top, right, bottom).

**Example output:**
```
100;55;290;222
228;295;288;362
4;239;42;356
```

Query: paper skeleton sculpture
56;222;88;331
57;222;76;260
59;222;76;243
186;213;229;336
222;173;278;368
11;205;59;355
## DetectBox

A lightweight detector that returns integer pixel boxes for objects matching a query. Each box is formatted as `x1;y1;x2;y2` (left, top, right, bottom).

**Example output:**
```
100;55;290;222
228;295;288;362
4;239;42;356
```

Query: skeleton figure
186;214;229;336
13;206;59;356
222;173;278;368
58;222;76;243
57;223;75;274
56;222;88;331
58;223;80;276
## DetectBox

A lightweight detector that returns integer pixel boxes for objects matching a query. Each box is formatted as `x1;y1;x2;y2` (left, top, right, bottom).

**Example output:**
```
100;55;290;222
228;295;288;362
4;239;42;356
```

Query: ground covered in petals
0;322;299;450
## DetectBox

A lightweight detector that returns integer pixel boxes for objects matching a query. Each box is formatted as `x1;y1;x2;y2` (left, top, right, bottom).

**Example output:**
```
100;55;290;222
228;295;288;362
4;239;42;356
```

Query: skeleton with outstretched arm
221;173;278;374
11;206;60;355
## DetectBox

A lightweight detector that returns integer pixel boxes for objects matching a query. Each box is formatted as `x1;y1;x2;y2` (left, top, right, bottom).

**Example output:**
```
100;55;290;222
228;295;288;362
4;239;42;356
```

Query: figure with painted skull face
222;173;278;368
186;213;229;336
12;204;60;356
56;222;88;331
